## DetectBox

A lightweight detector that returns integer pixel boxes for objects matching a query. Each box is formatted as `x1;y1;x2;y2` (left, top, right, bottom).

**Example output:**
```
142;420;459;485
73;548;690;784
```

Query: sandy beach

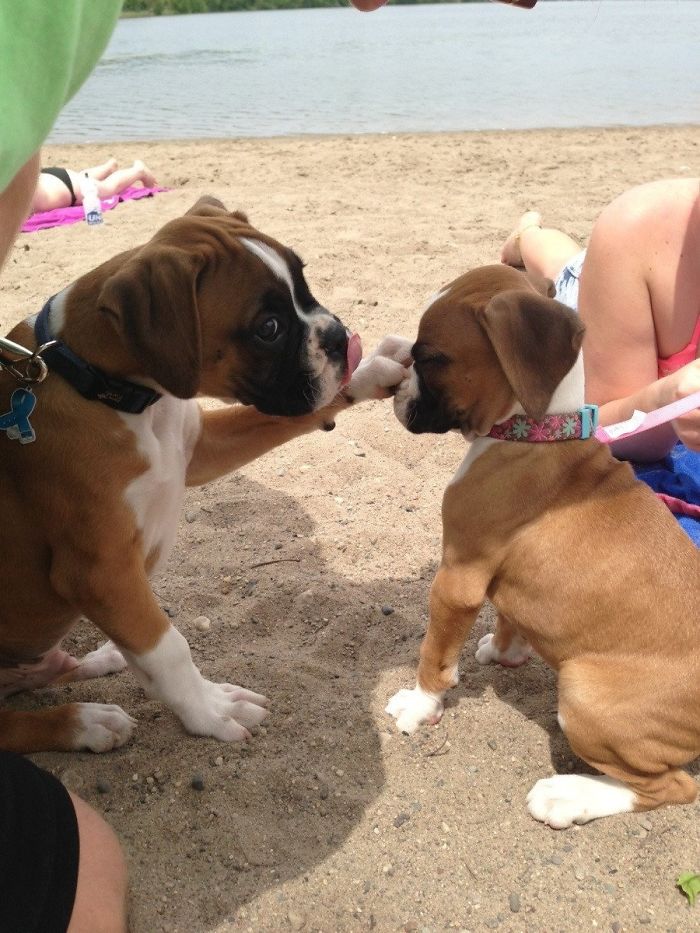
2;125;700;932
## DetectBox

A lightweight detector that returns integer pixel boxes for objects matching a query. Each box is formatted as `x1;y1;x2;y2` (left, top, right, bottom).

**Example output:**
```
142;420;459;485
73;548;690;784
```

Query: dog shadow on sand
13;473;697;931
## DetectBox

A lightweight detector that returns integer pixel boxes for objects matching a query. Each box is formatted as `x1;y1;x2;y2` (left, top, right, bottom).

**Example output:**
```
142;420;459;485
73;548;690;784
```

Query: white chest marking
450;437;499;485
119;396;201;573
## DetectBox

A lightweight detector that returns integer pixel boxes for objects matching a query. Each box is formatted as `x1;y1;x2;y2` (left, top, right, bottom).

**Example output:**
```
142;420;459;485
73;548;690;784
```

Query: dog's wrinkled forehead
153;209;317;310
417;265;540;340
239;237;317;320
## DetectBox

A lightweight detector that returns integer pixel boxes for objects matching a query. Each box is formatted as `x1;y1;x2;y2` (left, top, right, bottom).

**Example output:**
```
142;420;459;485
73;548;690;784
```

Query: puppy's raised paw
346;355;408;402
370;334;414;367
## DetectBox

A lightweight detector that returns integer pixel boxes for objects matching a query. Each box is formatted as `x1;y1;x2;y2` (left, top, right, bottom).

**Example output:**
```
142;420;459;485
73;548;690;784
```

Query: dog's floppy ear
98;245;203;398
476;290;584;420
186;195;228;217
185;197;250;227
524;271;556;298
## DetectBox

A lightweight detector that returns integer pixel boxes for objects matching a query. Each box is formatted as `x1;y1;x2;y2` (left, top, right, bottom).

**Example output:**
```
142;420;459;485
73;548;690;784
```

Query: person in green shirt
0;0;123;270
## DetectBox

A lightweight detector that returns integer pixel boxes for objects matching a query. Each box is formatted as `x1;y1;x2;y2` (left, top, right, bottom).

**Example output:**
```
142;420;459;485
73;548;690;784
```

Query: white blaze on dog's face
96;199;362;416
237;236;360;411
394;265;584;436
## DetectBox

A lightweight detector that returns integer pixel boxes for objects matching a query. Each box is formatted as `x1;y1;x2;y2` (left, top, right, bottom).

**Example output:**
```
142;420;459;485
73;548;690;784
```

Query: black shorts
0;751;80;933
39;167;77;207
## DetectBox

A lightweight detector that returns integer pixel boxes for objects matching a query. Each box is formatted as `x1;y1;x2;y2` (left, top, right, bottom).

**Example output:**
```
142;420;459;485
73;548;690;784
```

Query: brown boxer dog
0;197;405;754
386;263;700;827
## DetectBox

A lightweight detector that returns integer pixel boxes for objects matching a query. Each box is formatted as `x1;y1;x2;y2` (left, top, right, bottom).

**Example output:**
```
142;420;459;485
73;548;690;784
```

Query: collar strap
487;404;599;442
34;298;161;414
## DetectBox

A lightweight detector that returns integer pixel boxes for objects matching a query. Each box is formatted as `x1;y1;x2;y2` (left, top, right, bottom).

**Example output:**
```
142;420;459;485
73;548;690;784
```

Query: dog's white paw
347;334;412;401
181;682;270;741
73;702;137;752
526;774;637;829
74;641;128;680
385;686;443;734
370;334;413;366
348;355;407;402
475;632;531;667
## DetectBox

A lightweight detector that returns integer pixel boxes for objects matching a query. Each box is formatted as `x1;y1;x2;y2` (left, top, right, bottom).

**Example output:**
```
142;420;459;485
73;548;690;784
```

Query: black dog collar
34;297;161;414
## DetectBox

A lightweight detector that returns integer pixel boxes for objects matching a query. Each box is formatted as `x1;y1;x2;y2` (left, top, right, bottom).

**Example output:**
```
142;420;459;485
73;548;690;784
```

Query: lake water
49;0;700;143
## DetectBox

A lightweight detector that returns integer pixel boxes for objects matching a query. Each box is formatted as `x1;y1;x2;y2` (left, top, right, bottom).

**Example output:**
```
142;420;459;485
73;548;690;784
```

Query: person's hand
670;359;700;451
345;334;413;401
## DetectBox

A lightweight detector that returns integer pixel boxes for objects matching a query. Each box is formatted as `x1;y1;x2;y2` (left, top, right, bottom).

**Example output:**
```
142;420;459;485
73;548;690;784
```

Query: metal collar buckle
0;335;57;385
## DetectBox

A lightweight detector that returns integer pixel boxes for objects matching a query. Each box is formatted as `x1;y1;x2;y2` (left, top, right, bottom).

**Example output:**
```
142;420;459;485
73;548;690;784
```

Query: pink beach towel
21;186;170;233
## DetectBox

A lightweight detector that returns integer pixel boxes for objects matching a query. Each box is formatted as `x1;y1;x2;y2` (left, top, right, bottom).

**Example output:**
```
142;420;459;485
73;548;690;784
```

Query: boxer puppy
386;263;700;827
0;197;405;754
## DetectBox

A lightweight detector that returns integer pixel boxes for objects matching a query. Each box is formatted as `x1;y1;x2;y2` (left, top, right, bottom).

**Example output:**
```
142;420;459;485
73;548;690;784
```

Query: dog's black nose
319;320;348;362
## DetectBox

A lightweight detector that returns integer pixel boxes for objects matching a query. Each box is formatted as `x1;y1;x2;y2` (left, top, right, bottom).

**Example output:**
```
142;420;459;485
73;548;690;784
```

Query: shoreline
47;120;700;148
3;123;700;933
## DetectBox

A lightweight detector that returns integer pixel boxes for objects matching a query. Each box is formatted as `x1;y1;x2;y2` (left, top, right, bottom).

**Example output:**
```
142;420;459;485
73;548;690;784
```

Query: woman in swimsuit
30;157;157;214
501;177;700;460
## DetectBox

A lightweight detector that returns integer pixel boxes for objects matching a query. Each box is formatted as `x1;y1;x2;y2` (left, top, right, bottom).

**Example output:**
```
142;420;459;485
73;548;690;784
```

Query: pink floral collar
487;405;599;442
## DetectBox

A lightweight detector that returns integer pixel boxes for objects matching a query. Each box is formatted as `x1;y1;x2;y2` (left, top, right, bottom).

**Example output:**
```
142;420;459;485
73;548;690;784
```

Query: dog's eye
256;317;281;342
415;352;447;368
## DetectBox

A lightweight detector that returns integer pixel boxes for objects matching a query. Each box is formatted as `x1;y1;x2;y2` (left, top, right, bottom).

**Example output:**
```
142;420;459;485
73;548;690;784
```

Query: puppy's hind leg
56;640;128;684
528;660;698;828
475;612;532;667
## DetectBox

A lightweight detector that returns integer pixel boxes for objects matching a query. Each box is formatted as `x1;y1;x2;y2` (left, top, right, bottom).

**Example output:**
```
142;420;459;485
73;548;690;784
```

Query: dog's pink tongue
343;333;363;386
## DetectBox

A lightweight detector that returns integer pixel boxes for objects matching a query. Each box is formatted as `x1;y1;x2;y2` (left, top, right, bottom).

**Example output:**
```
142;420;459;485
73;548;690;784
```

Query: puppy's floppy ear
524;271;556;299
98;245;203;398
475;290;584;420
186;195;228;217
185;198;250;227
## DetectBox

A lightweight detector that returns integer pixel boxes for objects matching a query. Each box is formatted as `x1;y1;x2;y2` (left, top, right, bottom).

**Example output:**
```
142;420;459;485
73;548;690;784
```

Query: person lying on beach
30;158;158;214
500;177;700;461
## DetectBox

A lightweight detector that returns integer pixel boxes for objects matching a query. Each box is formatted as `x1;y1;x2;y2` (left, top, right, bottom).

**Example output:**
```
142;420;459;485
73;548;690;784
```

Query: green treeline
122;0;475;14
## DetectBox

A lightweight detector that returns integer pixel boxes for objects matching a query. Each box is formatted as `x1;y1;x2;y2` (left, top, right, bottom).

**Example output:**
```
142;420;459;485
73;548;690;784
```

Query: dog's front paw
370;335;413;366
181;682;269;741
475;632;532;668
73;702;137;752
385;686;443;734
345;334;412;402
347;356;408;402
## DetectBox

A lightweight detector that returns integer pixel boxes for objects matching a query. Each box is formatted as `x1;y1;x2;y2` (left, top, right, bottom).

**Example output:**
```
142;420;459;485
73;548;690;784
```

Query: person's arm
578;198;685;461
596;370;691;461
0;152;40;273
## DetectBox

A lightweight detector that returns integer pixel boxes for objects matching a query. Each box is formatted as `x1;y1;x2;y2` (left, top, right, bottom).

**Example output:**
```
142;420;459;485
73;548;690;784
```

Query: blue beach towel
634;443;700;546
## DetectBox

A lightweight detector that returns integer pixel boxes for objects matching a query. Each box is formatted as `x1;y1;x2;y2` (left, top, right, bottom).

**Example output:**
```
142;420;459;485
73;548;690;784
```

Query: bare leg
68;161;158;203
501;210;582;280
94;160;157;197
68;794;129;933
1;151;40;260
83;158;119;180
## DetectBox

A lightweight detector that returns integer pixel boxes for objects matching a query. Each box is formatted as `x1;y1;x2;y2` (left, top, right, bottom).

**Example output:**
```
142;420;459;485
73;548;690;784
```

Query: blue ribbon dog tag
0;387;37;444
